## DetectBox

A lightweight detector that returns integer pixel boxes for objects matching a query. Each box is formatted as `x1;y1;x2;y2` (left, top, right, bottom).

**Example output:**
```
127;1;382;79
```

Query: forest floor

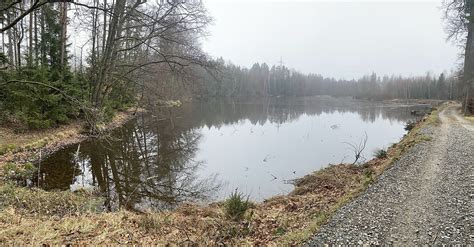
0;102;446;245
0;107;143;175
308;103;473;245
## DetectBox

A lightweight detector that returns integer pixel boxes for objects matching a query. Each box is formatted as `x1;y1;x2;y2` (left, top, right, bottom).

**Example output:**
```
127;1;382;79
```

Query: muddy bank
0;108;144;174
0;104;442;245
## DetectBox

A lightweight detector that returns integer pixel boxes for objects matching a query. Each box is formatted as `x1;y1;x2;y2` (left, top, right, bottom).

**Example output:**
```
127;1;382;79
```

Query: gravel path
308;104;473;245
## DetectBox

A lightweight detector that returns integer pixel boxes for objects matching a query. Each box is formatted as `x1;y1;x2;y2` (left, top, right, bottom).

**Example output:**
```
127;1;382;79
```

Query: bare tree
444;0;474;114
344;132;368;165
1;0;214;133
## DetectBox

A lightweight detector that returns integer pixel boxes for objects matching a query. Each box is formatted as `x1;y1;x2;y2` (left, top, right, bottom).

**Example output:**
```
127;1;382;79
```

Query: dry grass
0;119;83;149
0;164;372;245
0;183;103;217
0;106;441;245
0;165;366;245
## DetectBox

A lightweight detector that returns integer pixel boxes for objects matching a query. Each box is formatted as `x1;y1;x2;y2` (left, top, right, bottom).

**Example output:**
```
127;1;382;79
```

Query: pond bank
0;107;143;175
0;103;442;245
309;103;471;245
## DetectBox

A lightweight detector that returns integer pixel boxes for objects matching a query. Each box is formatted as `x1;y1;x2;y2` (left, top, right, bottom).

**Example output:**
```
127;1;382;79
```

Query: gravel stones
307;105;473;245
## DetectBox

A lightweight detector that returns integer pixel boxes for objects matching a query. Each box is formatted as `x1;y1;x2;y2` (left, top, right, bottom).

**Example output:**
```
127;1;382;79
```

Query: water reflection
35;97;429;210
167;97;423;129
36;115;220;211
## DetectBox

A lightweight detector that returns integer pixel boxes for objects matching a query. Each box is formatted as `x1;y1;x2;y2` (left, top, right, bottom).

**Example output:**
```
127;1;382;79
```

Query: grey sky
202;0;461;79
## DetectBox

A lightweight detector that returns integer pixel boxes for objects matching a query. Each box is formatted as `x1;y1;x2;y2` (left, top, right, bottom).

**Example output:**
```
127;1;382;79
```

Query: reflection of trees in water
153;97;428;130
35;149;79;191
37;97;426;210
37;114;220;211
94;117;220;211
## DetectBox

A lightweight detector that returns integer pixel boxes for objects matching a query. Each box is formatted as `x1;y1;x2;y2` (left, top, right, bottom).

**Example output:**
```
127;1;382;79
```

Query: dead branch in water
344;131;368;165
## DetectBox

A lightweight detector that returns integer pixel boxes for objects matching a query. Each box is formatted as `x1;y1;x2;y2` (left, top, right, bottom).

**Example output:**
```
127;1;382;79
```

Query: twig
343;131;368;165
37;149;42;187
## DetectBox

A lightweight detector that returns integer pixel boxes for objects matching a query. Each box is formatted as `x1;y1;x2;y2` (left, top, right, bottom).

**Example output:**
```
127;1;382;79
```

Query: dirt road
308;103;473;245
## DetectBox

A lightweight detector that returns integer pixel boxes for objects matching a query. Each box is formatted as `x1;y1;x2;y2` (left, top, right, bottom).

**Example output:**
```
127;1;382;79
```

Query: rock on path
308;104;473;245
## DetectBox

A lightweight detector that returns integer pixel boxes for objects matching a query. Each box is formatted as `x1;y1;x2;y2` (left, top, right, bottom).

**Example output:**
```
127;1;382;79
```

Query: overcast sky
202;0;461;79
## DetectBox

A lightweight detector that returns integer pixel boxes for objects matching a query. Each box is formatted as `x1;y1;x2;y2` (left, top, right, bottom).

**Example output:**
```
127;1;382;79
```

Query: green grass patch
0;144;18;155
3;162;37;181
374;148;387;159
224;189;251;221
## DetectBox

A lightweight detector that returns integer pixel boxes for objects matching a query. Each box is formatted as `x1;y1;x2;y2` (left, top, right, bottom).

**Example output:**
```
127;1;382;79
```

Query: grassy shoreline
0;107;143;176
0;104;442;245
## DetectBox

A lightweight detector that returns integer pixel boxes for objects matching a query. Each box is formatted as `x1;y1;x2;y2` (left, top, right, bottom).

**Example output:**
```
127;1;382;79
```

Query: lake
33;97;429;211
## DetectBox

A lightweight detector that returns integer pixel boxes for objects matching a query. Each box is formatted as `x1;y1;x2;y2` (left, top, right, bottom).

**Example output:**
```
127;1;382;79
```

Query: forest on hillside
0;0;473;132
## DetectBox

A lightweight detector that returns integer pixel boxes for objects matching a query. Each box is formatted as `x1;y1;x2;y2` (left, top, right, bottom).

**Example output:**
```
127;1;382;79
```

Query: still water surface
35;97;428;211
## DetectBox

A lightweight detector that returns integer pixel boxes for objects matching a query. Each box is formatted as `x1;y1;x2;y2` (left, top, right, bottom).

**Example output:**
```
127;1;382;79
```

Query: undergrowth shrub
374;149;387;159
224;189;250;221
0;67;87;130
404;121;417;131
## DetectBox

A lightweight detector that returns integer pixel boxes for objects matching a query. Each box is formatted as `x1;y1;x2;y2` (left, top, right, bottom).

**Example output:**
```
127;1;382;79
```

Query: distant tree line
191;59;461;101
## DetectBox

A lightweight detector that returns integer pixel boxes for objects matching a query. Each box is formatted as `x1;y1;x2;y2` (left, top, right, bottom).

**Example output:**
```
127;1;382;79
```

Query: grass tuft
224;189;251;221
374;148;387;159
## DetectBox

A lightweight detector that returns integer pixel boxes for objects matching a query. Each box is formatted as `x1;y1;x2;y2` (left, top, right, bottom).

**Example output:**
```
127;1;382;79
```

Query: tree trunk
59;1;68;74
17;15;24;70
93;0;127;108
7;11;14;67
464;2;474;114
28;0;33;67
34;8;38;66
89;0;99;102
102;0;107;55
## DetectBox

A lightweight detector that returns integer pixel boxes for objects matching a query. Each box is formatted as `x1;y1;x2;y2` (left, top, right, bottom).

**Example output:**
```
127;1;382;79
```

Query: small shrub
405;121;417;131
274;227;286;236
224;189;250;221
374;149;387;159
